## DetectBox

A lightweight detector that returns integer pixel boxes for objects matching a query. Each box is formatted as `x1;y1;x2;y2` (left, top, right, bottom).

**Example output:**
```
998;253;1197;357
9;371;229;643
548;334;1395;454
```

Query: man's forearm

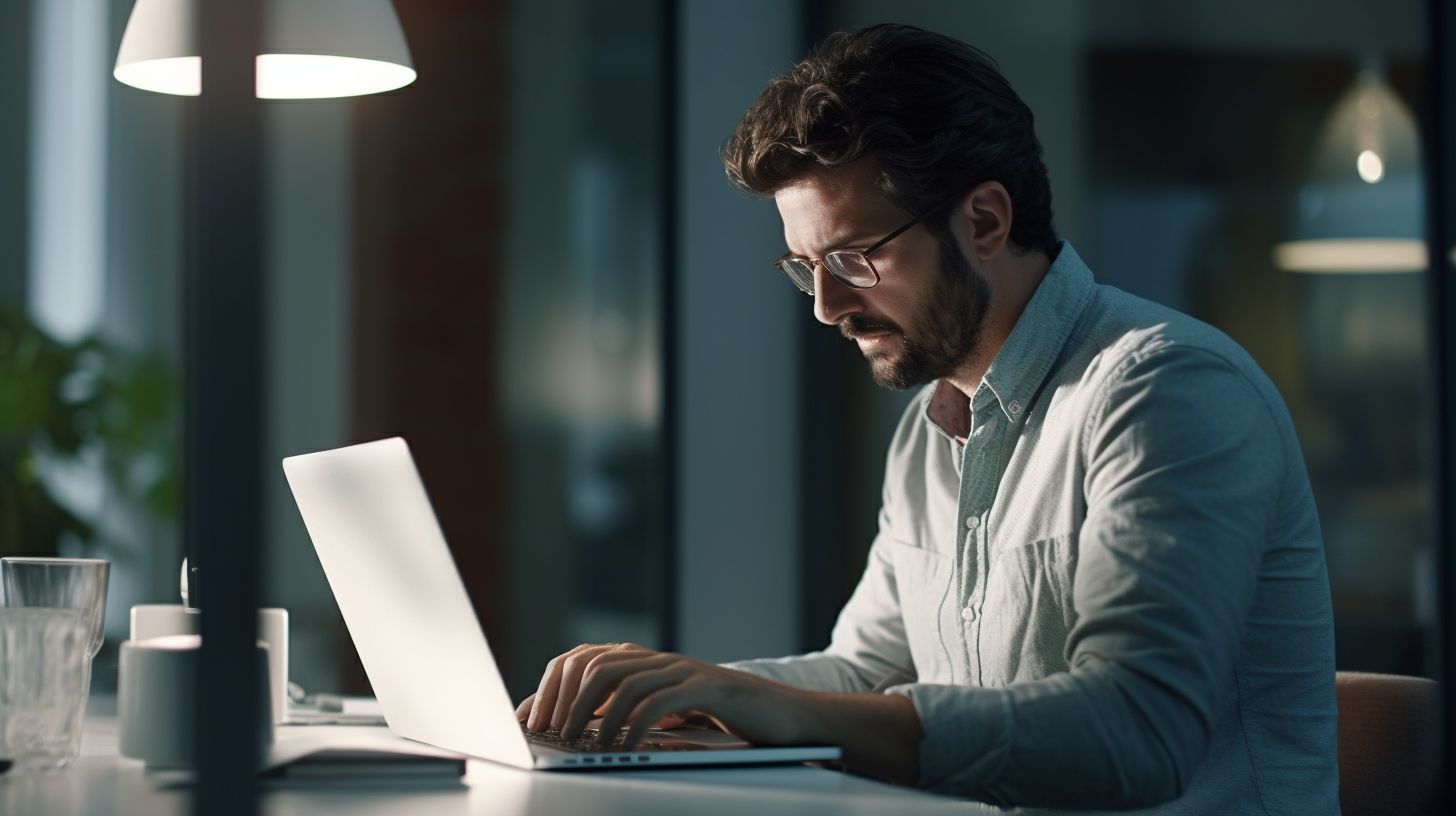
795;690;924;786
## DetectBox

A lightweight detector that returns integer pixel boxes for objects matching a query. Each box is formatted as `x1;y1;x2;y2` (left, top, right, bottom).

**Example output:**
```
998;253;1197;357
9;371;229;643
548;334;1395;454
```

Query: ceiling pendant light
113;0;416;99
1273;63;1425;274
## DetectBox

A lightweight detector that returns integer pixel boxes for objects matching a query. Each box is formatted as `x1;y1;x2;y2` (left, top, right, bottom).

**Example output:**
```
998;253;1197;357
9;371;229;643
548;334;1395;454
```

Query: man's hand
514;642;925;785
515;642;668;733
512;644;666;734
513;643;795;744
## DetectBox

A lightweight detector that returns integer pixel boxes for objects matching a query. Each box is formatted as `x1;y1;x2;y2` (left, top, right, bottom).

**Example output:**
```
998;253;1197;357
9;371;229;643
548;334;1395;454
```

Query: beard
839;233;991;391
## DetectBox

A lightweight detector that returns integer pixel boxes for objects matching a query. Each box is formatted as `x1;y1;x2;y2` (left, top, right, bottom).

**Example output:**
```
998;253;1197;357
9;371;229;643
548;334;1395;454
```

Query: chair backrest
1335;670;1443;816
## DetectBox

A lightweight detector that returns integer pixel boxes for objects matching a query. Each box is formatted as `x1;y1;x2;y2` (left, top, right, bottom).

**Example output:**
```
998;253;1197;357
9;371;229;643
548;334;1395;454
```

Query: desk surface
0;712;1008;816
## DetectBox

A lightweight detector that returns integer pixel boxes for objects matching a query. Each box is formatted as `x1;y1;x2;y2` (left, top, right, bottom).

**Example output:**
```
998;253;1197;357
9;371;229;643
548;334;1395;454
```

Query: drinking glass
0;558;110;772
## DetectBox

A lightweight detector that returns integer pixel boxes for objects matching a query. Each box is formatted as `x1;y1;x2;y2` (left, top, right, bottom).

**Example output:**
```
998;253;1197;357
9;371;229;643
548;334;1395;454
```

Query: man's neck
941;246;1055;401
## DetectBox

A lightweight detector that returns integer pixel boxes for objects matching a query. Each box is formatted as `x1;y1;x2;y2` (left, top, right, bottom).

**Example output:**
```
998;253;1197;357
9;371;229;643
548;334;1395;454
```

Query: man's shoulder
1055;285;1301;459
1071;284;1267;387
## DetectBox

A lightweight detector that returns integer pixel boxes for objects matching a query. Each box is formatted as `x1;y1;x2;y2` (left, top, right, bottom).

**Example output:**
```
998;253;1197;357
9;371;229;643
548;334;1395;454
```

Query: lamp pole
191;0;265;813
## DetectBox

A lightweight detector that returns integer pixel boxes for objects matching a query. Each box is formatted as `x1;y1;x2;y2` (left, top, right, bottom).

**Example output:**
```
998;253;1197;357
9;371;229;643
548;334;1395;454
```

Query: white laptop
281;437;841;770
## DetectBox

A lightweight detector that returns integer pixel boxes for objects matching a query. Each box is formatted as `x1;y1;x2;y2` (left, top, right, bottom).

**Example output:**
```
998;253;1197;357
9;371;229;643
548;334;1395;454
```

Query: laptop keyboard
522;726;704;753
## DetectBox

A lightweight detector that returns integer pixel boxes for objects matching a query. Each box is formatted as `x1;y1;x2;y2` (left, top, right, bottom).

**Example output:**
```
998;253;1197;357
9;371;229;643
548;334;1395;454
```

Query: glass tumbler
0;557;110;772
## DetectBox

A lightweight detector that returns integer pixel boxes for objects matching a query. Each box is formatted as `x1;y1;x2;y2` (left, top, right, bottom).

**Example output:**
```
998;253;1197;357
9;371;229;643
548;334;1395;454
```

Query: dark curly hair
722;23;1058;256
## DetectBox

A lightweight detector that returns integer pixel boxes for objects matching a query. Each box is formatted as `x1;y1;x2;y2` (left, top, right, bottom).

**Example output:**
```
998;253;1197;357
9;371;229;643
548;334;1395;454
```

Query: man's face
774;163;991;390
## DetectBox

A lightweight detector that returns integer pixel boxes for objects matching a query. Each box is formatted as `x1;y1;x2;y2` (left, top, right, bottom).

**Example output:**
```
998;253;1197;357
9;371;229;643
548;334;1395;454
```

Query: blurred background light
1276;237;1427;272
30;0;107;343
1274;62;1424;273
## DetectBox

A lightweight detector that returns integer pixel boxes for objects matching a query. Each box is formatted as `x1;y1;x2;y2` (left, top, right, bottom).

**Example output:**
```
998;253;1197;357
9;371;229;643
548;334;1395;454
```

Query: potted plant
0;304;179;558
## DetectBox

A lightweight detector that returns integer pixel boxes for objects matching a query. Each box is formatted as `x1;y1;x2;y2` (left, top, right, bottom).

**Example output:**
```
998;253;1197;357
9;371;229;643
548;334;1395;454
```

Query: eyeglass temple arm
862;189;968;258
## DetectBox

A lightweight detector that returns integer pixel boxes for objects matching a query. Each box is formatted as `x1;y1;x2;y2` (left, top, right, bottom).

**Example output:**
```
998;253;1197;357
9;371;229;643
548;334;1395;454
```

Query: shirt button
1009;400;1022;415
961;607;977;622
965;516;980;530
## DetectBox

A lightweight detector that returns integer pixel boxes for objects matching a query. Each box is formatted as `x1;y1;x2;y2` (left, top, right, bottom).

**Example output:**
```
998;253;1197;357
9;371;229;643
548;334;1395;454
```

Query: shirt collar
925;240;1095;438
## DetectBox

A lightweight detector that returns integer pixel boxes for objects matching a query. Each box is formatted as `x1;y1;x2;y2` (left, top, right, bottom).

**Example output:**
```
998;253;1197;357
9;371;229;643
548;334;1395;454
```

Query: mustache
839;314;902;341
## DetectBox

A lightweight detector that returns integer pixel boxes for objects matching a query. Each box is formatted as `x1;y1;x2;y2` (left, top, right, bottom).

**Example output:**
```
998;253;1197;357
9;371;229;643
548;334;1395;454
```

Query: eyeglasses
774;190;963;296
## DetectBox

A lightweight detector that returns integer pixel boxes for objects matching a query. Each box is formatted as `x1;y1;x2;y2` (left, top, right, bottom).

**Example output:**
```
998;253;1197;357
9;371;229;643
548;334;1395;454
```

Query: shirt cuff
886;682;1014;794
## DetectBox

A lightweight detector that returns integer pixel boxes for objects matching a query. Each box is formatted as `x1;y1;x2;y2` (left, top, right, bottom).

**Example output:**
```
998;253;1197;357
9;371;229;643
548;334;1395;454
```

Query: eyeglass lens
777;258;815;294
776;251;879;295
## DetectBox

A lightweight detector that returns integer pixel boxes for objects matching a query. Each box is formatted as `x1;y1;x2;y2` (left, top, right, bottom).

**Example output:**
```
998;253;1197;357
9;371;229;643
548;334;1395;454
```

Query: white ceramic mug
117;635;273;768
128;605;290;725
129;603;200;640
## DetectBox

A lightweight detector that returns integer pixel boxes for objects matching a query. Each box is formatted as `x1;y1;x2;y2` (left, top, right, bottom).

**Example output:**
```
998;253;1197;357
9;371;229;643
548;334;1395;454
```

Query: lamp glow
112;56;200;96
257;54;415;99
113;0;415;99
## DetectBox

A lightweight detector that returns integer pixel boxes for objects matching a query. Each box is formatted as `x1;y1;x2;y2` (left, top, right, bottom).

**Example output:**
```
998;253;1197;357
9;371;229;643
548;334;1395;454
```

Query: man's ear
952;181;1013;261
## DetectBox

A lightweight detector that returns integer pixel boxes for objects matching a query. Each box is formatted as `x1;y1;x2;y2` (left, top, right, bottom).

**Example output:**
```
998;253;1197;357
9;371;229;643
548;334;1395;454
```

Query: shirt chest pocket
981;534;1078;685
888;539;955;683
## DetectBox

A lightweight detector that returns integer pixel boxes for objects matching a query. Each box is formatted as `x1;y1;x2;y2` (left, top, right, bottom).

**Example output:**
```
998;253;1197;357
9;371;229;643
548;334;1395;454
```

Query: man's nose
813;265;861;326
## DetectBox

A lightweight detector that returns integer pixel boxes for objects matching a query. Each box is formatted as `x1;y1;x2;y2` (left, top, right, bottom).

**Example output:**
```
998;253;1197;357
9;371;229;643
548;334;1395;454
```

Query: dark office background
0;0;1442;716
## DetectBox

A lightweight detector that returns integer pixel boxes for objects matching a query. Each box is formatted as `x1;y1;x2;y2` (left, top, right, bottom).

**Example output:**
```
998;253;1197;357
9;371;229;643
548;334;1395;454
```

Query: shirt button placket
961;515;980;625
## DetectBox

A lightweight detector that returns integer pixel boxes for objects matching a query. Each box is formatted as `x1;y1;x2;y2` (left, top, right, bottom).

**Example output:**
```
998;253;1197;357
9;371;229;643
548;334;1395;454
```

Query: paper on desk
264;725;467;773
286;695;387;725
339;697;383;717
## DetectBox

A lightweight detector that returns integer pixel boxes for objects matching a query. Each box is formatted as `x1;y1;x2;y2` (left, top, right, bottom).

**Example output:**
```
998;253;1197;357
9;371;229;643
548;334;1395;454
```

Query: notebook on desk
281;437;841;770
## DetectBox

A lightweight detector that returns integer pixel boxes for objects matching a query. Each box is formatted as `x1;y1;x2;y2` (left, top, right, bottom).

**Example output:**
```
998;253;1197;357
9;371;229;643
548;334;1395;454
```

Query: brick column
347;0;509;691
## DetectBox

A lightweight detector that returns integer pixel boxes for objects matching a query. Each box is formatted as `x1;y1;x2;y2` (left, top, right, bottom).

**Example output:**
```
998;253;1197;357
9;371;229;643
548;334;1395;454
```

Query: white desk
0;709;1007;816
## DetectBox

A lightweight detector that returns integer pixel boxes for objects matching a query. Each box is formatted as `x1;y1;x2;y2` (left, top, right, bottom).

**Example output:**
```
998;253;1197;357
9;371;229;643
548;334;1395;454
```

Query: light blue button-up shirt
728;242;1339;814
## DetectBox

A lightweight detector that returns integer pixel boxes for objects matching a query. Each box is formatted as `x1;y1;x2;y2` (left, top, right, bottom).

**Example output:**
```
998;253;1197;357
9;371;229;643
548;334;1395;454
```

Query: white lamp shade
113;0;416;99
114;0;199;95
1274;68;1426;274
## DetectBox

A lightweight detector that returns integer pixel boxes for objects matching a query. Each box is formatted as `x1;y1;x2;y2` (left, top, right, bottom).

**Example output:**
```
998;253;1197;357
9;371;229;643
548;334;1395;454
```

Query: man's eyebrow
785;230;885;258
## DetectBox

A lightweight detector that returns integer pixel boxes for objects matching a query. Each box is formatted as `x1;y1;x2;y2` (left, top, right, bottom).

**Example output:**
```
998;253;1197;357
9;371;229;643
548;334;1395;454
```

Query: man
517;24;1338;813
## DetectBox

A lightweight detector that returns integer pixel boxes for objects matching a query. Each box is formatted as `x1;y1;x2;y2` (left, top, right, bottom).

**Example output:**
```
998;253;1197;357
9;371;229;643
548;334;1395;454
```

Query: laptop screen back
282;437;533;768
